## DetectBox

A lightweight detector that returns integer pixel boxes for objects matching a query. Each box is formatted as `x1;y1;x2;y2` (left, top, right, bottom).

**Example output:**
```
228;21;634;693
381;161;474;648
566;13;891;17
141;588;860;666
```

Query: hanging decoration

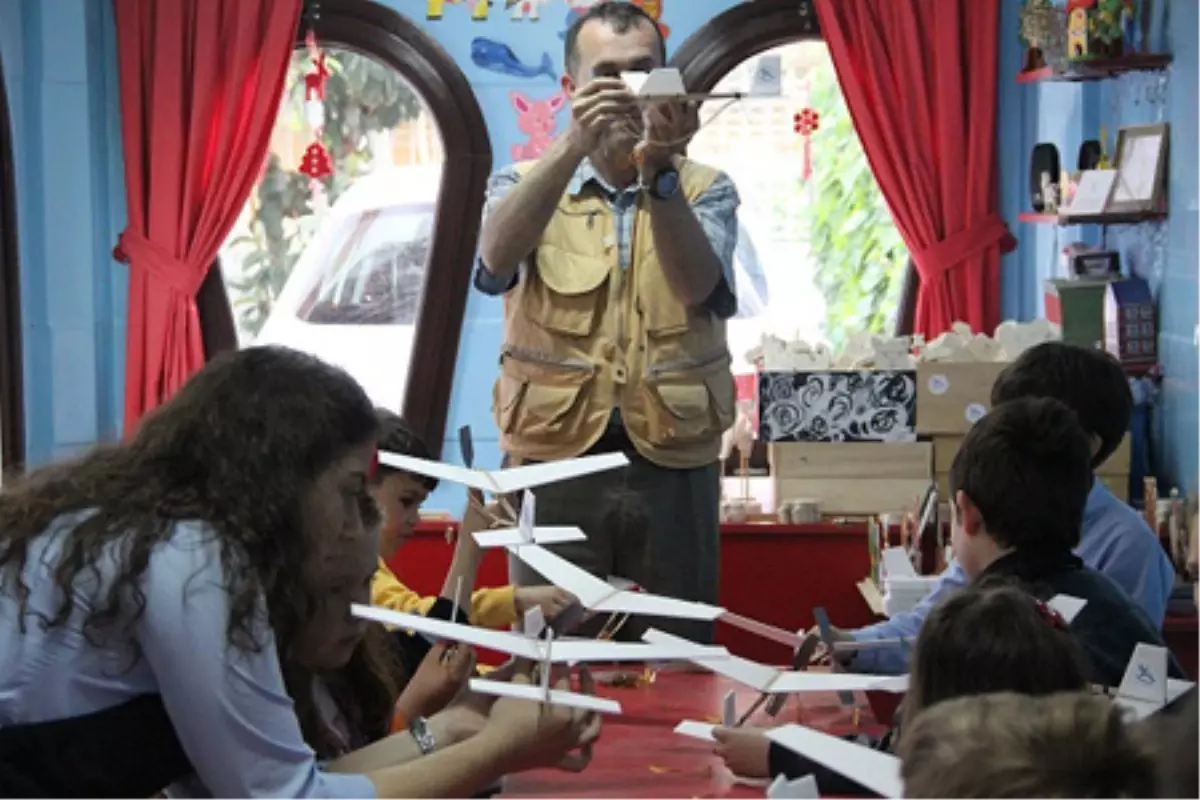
298;25;333;182
793;107;821;183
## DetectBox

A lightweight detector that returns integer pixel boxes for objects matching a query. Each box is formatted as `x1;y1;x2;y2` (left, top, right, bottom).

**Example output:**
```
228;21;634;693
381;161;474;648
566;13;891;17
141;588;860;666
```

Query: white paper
518;489;536;540
765;725;903;798
770;671;908;694
766;774;819;799
524;605;546;638
628;67;687;97
489;452;630;493
1117;643;1169;704
1046;594;1087;624
721;611;805;648
592;591;726;621
552;638;729;663
722;690;737;727
377;452;499;492
352;604;543;659
674;720;717;741
880;547;917;579
1064;169;1117;216
1112;134;1163;203
750;54;782;97
468;678;623;714
506;544;617;607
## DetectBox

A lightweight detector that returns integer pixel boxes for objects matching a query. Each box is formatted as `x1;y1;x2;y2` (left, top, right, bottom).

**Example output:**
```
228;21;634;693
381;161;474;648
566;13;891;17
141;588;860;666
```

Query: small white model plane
505;542;726;621
351;603;730;713
765;724;903;799
766;774;820;800
471;489;587;549
1105;642;1195;720
378;449;630;496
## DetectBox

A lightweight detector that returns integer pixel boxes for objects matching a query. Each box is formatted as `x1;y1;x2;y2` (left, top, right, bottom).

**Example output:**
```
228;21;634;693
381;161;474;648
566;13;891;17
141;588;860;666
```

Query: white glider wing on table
506;543;726;621
377;451;630;495
645;628;906;695
765;724;903;799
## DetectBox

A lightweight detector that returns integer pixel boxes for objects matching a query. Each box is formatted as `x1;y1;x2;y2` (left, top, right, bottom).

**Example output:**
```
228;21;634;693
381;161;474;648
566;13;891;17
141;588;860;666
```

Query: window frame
0;53;25;473
670;0;917;337
199;0;492;454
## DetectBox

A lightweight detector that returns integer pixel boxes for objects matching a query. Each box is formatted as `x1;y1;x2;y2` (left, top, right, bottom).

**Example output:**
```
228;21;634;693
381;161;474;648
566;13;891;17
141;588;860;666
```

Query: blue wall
0;0;127;466
1;0;1194;507
999;1;1198;494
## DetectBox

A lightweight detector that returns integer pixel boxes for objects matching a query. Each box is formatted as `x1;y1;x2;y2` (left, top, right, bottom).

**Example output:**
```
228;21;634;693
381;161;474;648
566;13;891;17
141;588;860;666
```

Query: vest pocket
643;370;736;445
495;353;595;445
527;248;610;337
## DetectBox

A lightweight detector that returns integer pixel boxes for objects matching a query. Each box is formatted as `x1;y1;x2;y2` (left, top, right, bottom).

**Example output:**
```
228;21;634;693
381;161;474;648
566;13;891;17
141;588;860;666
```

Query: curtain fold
813;0;1016;337
112;0;302;431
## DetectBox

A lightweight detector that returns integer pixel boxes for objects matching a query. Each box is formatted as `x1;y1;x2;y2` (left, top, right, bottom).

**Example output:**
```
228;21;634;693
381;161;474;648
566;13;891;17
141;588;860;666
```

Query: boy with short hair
842;342;1173;673
370;410;574;631
942;396;1180;686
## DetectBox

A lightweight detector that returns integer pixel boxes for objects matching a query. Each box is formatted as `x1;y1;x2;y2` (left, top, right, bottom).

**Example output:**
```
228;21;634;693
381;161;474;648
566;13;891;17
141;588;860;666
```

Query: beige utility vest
492;159;736;470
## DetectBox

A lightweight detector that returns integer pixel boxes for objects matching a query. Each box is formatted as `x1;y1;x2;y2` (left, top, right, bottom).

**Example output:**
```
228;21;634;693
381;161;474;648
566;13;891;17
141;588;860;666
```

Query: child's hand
515;586;578;621
398;641;476;718
712;726;771;778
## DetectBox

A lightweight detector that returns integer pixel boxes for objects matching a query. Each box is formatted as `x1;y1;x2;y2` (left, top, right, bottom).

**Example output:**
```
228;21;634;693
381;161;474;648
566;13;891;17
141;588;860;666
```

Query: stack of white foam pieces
879;548;939;617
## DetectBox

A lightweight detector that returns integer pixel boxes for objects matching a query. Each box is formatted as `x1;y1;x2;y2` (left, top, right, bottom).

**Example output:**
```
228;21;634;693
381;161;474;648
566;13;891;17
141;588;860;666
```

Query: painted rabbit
510;90;567;161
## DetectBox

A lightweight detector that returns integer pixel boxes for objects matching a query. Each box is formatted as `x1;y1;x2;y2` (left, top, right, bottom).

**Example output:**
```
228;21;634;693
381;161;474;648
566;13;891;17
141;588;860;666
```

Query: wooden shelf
1017;53;1173;84
1017;209;1168;226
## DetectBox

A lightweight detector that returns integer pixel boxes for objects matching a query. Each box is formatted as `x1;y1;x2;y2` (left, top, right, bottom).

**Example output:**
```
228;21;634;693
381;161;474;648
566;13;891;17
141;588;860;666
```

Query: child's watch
409;716;436;755
644;165;681;201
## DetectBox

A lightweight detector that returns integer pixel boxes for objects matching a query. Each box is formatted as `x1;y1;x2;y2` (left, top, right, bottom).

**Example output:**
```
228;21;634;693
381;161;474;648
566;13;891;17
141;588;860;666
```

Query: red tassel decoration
793;108;821;183
299;141;333;179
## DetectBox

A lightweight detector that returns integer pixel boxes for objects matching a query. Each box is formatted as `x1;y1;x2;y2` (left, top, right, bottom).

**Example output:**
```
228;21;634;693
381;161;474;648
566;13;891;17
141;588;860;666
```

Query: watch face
655;169;680;198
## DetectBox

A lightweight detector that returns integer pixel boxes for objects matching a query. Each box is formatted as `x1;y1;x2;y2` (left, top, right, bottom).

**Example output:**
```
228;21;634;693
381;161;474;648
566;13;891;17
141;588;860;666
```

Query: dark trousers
505;427;721;644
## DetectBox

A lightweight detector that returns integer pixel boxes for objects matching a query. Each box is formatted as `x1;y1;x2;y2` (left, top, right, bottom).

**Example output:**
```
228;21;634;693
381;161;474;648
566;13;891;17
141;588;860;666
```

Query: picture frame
1108;123;1169;214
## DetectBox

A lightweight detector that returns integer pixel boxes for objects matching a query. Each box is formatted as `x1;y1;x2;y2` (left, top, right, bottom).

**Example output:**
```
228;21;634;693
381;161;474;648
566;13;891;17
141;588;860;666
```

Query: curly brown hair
0;346;378;664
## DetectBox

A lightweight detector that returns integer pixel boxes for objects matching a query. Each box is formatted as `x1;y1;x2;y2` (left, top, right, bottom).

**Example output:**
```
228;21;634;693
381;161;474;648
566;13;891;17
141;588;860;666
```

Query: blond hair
898;692;1158;798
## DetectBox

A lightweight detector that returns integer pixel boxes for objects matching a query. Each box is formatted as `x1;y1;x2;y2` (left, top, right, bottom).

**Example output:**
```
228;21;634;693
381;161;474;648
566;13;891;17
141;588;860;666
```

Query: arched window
671;0;916;365
211;0;490;451
0;54;24;476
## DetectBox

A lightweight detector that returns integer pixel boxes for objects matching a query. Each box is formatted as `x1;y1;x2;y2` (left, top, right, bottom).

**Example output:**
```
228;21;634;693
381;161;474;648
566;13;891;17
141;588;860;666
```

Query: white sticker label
927;374;949;395
965;403;987;424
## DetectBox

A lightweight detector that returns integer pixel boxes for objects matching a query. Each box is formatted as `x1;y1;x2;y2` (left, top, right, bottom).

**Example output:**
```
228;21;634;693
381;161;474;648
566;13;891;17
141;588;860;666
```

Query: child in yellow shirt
370;409;574;628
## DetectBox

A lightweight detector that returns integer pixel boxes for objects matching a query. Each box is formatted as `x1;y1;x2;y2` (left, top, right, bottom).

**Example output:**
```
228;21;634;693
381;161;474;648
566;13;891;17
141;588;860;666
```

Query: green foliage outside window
804;60;908;352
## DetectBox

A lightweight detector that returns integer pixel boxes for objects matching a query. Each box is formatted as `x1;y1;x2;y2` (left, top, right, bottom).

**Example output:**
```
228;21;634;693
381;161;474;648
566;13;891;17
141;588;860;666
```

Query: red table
499;671;883;799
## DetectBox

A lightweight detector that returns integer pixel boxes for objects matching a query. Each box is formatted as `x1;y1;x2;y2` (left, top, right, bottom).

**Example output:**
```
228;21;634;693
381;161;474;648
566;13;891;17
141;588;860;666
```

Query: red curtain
813;0;1016;338
112;0;302;431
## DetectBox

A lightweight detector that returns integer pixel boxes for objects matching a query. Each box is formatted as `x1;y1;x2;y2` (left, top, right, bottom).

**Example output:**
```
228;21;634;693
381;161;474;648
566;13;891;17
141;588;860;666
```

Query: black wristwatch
644;165;681;201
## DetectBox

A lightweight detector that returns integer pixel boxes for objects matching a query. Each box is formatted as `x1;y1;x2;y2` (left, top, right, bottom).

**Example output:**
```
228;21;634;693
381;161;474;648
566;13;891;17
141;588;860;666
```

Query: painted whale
471;37;557;81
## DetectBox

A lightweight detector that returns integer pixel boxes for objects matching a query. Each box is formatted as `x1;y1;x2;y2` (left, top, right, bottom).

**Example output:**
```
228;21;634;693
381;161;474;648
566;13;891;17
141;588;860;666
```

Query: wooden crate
932;433;1132;502
915;361;1010;435
772;442;932;516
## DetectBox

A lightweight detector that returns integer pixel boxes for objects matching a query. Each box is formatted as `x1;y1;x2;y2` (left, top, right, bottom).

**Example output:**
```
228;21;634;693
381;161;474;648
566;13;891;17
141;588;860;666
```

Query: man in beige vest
475;1;738;642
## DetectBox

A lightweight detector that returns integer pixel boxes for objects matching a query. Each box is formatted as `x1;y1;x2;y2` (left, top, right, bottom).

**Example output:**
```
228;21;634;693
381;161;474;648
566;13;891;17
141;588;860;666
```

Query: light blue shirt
0;517;376;799
849;480;1176;674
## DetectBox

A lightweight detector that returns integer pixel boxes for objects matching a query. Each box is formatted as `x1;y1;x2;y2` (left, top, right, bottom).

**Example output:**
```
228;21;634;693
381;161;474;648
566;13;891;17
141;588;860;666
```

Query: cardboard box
776;478;932;517
915;361;1010;435
933;433;1131;500
759;370;917;442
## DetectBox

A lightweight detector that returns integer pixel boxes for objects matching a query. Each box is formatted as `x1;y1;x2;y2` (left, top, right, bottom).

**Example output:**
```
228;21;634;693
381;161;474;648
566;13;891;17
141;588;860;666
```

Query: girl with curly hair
0;346;600;798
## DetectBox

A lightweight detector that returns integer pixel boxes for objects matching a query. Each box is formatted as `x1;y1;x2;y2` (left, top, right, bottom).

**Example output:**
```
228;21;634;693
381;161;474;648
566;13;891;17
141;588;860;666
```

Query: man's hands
398;642;477;720
565;77;641;155
634;100;698;174
711;726;772;779
803;625;856;666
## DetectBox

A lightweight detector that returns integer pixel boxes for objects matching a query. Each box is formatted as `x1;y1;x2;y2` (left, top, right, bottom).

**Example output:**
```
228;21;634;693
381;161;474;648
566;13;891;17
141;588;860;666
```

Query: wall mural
510;91;568;160
471;37;558;81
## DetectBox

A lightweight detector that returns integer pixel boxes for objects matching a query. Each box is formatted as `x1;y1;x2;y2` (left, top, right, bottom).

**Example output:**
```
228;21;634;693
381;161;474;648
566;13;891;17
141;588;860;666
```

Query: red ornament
304;49;331;102
299;141;333;179
793;107;821;182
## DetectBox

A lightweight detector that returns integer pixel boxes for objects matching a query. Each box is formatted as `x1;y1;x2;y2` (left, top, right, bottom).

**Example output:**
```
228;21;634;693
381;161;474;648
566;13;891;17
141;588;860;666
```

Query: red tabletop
500;671;884;799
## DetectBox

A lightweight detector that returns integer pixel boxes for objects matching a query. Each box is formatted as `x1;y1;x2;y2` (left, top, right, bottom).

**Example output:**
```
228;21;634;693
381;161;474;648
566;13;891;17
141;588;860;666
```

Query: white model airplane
647;628;906;697
765;724;903;799
351;603;730;713
505;543;726;621
1105;642;1196;720
471;488;587;549
378;449;630;495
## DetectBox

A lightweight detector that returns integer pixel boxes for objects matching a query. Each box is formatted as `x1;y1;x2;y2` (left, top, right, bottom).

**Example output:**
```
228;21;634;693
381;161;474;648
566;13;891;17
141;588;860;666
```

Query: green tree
804;61;908;352
228;48;422;339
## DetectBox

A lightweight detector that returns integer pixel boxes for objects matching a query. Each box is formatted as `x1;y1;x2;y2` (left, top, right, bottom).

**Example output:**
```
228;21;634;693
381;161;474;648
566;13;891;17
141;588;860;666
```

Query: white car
256;163;443;411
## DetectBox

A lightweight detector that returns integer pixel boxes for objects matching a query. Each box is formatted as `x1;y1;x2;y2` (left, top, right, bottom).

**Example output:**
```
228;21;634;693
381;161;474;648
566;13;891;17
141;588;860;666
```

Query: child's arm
373;561;439;615
437;489;491;613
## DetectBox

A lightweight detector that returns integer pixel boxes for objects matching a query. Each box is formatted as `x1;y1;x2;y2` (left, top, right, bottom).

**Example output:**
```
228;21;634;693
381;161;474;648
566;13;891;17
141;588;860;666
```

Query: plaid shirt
475;159;740;318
